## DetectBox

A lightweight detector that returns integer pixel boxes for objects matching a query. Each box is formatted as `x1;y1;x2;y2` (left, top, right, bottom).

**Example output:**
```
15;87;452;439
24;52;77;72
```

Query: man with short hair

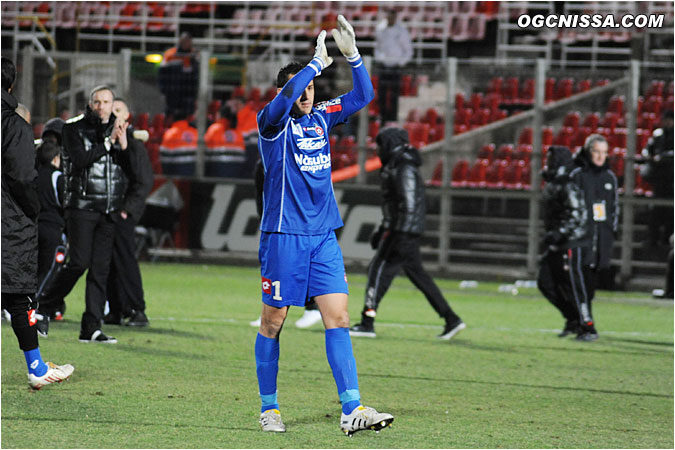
1;56;74;388
254;16;393;435
37;85;131;343
158;31;199;120
570;134;618;338
103;98;154;327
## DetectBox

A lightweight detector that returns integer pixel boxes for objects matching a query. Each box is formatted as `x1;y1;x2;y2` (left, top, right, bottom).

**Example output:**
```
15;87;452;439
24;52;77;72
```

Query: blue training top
257;54;373;235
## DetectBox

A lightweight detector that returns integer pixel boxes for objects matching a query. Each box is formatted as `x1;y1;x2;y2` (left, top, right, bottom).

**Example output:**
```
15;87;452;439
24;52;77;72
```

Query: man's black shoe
35;313;49;338
558;320;579;338
78;329;117;344
576;331;599;342
349;322;376;338
103;312;123;325
438;320;466;340
125;310;149;327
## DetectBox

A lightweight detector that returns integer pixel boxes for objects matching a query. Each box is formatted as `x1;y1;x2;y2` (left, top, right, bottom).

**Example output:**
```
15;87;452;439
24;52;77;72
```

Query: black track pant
537;247;594;328
39;209;115;336
107;215;146;316
363;232;460;323
1;293;38;351
36;221;66;315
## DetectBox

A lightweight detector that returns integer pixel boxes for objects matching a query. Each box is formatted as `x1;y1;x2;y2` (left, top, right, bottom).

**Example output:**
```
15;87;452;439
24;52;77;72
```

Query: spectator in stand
159;113;197;176
374;8;413;124
2;56;74;388
36;85;132;343
641;109;674;248
158;32;199;121
570;134;619;299
35;117;65;148
537;146;596;341
35;142;67;322
349;128;465;340
103;98;154;327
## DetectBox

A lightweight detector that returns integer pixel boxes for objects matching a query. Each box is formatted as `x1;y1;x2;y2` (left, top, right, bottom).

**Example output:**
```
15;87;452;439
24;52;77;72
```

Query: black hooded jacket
377;128;426;234
62;106;129;213
541;146;590;250
1;89;40;293
570;147;619;269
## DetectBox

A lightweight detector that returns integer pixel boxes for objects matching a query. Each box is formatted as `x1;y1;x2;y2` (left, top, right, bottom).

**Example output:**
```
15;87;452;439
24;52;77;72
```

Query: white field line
152;316;673;339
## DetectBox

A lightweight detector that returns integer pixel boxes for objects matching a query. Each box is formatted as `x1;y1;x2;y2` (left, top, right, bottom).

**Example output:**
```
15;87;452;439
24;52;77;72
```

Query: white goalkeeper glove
331;14;358;58
313;30;333;71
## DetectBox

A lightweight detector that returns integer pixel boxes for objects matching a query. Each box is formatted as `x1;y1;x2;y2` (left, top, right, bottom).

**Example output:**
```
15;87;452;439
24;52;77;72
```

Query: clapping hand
331;15;358;58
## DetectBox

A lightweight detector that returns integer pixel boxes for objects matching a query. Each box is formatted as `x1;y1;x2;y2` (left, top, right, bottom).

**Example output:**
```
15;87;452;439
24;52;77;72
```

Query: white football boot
340;405;394;436
28;362;74;390
259;409;286;432
295;309;322;328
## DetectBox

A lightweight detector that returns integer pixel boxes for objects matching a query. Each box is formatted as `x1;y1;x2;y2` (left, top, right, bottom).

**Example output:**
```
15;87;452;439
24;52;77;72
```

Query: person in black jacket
570;134;619;295
103;98;154;327
35;141;68;321
37;85;131;343
537;145;597;341
350;127;465;340
1;57;74;388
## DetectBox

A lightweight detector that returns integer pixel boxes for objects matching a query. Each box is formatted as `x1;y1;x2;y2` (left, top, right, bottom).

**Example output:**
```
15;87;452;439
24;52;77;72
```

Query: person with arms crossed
1;57;74;388
254;16;393;435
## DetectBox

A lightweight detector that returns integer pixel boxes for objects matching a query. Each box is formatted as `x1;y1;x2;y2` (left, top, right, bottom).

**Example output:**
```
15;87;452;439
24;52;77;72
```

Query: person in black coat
1;57;74;388
537;145;597;341
37;85;131;343
103;98;154;327
35;141;68;321
570;134;619;294
350;127;465;340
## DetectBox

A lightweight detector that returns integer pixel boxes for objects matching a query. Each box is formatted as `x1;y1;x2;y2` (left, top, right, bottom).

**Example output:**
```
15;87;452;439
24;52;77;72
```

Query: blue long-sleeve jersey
257;54;374;235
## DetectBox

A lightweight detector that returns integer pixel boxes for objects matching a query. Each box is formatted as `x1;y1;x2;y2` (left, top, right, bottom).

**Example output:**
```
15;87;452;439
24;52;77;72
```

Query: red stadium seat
496;144;514;162
563;111;581;130
470;93;483;112
542;127;554;146
477;143;495;163
519;78;535;104
514;144;532;163
607;95;625;115
455;93;465;110
467;159;489;188
485;160;507;189
504;160;526;190
135;112;149;130
545;78;556;102
429;123;445;142
451;160;471;187
518;127;533;145
583;112;600;130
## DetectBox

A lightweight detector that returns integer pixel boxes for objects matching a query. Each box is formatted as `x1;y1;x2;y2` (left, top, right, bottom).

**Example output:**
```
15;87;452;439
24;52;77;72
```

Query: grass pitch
2;263;673;448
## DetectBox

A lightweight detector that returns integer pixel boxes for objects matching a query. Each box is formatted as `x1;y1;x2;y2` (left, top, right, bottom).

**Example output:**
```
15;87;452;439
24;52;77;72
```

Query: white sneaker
259;408;285;432
28;362;74;390
295;309;322;328
340;405;394;436
250;317;261;327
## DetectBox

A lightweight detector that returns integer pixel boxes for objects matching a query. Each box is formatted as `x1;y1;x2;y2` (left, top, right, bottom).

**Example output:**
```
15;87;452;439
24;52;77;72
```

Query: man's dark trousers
365;232;459;322
377;65;401;123
39;209;115;336
107;213;146;316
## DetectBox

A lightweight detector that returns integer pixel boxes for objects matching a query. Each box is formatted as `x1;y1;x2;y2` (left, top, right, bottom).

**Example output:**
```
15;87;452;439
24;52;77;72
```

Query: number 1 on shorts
272;280;283;301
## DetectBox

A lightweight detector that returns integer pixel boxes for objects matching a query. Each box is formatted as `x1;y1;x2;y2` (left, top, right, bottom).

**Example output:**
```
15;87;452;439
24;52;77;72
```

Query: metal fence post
120;48;131;100
526;58;546;274
195;49;210;179
438;57;457;269
620;60;640;284
357;56;372;184
21;46;34;113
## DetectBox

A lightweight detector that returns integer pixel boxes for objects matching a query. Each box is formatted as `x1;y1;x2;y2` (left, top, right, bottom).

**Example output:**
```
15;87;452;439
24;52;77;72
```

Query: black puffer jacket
541;146;590;250
62;106;128;213
570;147;619;269
1;89;40;293
377;128;426;234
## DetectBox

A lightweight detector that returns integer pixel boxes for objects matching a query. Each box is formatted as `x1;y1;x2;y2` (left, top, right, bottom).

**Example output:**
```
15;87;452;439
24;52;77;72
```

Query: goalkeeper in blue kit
254;16;394;435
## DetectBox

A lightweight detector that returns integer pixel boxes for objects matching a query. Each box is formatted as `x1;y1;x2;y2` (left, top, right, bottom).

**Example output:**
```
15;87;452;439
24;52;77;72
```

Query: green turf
2;263;673;448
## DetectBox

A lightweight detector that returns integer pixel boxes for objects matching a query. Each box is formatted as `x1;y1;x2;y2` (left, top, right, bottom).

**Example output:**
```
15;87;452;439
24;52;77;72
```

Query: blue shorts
259;231;349;308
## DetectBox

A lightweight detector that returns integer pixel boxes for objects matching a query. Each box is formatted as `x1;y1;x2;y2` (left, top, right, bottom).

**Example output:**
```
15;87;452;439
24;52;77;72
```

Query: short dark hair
89;85;115;102
276;62;305;88
36;141;61;166
1;57;16;92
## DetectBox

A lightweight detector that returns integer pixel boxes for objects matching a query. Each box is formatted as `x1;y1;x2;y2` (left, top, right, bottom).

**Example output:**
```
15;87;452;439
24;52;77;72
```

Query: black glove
369;226;384;250
543;230;563;246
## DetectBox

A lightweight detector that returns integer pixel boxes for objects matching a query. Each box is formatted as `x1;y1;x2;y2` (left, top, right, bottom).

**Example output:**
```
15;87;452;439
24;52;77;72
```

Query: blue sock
325;327;361;415
255;333;280;413
24;347;48;377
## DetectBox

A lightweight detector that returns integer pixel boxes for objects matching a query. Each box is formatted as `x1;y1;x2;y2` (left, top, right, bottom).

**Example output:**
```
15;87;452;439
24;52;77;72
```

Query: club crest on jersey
303;125;324;136
262;277;272;294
